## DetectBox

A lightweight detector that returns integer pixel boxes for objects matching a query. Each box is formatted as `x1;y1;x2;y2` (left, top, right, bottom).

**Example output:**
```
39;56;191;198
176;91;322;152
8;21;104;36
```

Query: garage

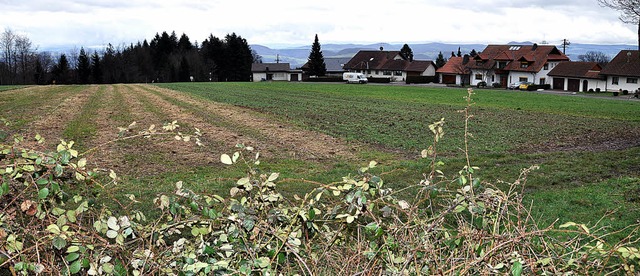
442;75;456;84
567;79;580;92
553;78;564;90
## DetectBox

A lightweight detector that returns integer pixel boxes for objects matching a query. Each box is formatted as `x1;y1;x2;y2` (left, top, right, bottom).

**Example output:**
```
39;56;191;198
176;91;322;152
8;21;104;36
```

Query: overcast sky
0;0;636;50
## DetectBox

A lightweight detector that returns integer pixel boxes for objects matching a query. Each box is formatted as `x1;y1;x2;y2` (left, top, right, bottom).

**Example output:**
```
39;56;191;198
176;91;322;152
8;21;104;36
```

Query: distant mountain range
251;42;637;68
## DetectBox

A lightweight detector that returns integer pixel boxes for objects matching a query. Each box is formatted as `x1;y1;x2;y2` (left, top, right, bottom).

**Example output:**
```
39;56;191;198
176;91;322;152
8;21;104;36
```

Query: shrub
596;88;601;92
368;77;391;83
492;82;501;88
589;88;594;92
623;90;629;95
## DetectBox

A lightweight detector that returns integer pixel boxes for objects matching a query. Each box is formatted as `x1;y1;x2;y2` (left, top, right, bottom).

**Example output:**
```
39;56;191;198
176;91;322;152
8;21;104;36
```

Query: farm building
436;56;470;85
251;63;302;82
598;50;640;93
547;62;606;92
342;50;436;82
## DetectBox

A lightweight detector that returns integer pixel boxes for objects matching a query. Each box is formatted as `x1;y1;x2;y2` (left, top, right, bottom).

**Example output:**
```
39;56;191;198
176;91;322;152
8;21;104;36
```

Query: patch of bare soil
141;84;358;160
515;123;640;154
15;86;98;150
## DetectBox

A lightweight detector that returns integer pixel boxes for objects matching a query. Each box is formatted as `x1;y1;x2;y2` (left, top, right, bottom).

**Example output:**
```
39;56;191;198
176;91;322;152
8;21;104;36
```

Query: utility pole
561;39;570;54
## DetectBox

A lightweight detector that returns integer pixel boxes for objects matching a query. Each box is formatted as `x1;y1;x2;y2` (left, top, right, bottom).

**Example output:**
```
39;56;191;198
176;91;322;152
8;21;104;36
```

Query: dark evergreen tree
400;44;414;62
33;58;44;85
178;33;193;52
307;34;326;76
469;49;478;57
52;54;69;84
178;55;190;82
457;47;462;57
90;51;102;84
76;47;91;84
222;33;253;81
435;51;447;68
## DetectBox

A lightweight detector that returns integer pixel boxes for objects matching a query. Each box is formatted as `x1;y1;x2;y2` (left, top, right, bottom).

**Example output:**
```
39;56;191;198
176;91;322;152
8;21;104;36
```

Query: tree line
0;29;260;85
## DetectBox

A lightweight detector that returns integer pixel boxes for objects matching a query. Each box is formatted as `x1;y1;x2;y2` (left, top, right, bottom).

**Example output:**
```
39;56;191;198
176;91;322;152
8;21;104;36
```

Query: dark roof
547;62;604;79
343;50;402;70
468;44;569;73
599;50;640;77
436;56;469;74
343;50;434;72
405;60;436;72
251;63;291;72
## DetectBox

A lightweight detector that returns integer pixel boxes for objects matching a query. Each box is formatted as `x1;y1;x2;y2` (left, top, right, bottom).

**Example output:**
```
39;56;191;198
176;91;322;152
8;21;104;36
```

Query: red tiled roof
466;44;569;73
599;50;640;77
547;61;604;79
436;56;469;74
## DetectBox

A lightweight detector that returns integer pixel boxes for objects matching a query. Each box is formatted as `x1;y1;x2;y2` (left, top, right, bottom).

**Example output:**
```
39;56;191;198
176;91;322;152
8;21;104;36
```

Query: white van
343;73;368;84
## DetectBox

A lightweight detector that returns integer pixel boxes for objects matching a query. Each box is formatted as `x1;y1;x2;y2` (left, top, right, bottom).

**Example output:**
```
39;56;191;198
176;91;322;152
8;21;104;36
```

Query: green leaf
36;178;49;185
69;260;82;274
511;261;523;276
38;187;49;199
107;217;120;231
254;257;270;268
66;253;80;262
52;237;67;250
67;245;80;253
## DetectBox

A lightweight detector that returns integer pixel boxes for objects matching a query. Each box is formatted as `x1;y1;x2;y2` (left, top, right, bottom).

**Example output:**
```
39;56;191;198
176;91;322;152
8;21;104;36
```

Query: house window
543;63;549;70
520;62;529;68
612;77;619;85
491;75;495;82
367;70;371;74
539;78;546;85
383;71;392;76
394;71;403;76
475;74;483;80
519;77;528;82
627;78;638;84
476;61;483;66
497;61;507;69
375;70;379;75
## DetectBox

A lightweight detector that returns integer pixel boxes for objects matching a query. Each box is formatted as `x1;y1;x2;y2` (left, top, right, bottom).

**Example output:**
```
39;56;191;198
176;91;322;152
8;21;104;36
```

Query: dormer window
497;61;507;69
520;62;529;68
476;60;483;66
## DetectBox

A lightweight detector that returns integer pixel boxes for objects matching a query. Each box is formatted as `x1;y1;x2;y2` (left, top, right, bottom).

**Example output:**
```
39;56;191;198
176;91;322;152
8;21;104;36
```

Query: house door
290;74;298;81
500;75;508;88
553;78;565;90
568;79;580;92
266;74;273;81
582;80;588;92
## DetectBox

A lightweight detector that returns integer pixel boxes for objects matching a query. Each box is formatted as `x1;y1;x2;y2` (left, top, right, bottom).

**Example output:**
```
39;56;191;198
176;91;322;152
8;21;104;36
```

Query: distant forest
0;29;261;85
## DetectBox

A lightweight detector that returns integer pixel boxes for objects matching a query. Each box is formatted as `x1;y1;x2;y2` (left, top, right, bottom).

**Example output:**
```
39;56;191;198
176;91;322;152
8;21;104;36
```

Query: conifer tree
400;44;414;61
77;47;91;84
307;34;326;76
435;51;447;68
90;51;102;84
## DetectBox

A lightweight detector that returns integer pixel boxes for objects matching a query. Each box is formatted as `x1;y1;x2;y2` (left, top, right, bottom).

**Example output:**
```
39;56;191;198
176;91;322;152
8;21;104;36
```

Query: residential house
547;62;606;92
343;50;436;82
251;63;302;82
300;57;351;77
436;56;470;85
467;44;570;87
598;50;640;92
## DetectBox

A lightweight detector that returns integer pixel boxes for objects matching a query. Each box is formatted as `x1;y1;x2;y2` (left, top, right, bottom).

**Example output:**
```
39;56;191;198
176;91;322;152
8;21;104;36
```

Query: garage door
568;79;580;92
442;75;456;84
553;78;564;90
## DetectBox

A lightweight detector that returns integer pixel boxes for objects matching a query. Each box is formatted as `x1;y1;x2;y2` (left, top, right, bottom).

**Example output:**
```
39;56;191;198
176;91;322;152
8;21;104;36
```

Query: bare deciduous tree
598;0;640;50
0;28;17;84
577;50;611;65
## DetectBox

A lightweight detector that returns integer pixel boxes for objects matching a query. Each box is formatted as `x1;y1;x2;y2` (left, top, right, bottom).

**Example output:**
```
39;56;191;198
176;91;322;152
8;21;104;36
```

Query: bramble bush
1;89;639;275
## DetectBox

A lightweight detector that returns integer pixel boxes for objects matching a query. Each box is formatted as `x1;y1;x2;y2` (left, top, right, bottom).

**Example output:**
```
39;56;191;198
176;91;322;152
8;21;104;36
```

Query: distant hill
251;42;636;68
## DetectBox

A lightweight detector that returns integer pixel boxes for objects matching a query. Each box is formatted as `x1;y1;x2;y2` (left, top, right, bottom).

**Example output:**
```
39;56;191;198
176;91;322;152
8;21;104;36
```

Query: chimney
532;43;538;51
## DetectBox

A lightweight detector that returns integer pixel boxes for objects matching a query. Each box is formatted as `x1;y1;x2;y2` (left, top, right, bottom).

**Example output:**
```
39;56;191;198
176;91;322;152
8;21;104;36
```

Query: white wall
252;72;300;82
605;76;640;92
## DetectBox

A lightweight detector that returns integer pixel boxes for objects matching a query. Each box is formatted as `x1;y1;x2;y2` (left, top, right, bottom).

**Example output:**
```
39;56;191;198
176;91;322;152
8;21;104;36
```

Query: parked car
508;81;524;90
518;82;534;90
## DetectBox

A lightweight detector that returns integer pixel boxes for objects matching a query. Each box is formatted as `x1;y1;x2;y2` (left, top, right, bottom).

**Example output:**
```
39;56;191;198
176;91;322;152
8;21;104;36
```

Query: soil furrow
139;84;357;161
